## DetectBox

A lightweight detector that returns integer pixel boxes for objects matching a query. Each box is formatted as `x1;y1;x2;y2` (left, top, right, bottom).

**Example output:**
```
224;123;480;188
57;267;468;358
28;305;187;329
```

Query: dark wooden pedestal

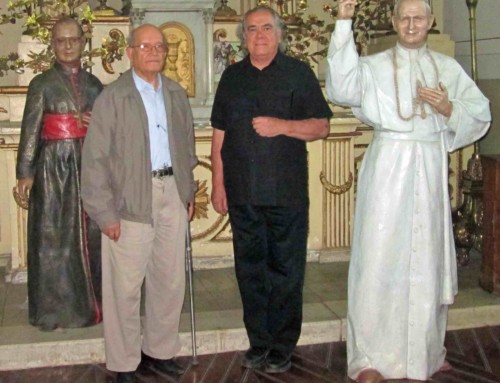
480;155;500;294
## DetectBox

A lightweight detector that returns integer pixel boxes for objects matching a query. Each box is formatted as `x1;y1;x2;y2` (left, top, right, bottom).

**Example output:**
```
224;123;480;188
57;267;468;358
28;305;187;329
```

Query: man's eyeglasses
130;43;167;53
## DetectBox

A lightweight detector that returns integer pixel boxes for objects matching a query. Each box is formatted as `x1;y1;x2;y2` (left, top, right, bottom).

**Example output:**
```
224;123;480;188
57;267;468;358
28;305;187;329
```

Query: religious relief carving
190;157;232;242
194;179;209;219
321;136;357;249
320;171;353;195
101;28;126;74
159;22;195;97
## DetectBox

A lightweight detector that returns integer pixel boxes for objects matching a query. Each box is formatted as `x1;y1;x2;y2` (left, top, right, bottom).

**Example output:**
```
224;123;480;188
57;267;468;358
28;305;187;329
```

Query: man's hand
252;116;286;137
211;182;228;215
17;177;34;200
418;82;453;118
338;0;357;20
81;111;92;129
103;222;121;242
188;201;195;221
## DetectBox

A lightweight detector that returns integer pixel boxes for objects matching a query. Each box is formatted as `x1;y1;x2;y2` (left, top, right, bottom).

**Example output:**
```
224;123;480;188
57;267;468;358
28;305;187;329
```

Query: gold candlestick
453;0;483;266
466;0;479;155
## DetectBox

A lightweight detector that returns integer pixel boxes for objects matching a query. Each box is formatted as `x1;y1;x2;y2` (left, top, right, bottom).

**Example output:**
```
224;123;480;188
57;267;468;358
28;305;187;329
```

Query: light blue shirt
132;69;171;170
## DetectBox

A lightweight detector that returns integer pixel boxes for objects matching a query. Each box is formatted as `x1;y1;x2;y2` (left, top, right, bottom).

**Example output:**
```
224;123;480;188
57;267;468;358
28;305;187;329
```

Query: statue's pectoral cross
74;112;83;128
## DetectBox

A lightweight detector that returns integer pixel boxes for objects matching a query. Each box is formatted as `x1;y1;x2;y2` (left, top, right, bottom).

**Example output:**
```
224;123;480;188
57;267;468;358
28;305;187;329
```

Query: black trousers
228;204;308;353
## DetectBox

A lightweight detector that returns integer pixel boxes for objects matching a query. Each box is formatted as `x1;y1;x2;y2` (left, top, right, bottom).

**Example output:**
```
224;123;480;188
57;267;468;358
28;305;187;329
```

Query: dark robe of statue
16;62;103;330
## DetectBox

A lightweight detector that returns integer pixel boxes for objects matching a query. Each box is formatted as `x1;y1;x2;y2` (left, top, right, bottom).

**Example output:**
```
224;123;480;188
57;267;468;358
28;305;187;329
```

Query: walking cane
185;223;198;365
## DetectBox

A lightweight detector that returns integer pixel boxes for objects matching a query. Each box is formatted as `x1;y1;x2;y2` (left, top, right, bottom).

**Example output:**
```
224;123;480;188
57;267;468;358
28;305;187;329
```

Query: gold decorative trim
194;179;209;219
194;132;214;143
192;215;227;241
211;218;233;242
158;21;195;97
0;143;18;149
94;16;130;23
101;28;126;74
320;171;353;195
0;87;28;94
214;16;242;22
191;159;231;241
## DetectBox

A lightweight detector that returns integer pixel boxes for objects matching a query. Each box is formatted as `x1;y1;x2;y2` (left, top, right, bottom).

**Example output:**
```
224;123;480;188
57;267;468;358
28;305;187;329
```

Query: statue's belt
42;113;90;140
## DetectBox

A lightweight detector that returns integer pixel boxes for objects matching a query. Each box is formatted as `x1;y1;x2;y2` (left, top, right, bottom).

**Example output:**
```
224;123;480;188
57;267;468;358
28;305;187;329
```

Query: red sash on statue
41;112;90;140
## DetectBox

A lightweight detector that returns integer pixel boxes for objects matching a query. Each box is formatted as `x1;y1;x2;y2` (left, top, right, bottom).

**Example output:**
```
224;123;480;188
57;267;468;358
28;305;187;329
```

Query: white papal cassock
326;20;491;381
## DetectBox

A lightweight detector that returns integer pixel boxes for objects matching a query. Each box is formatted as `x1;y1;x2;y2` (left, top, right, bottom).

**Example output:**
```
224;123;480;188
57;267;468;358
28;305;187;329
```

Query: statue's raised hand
338;0;357;20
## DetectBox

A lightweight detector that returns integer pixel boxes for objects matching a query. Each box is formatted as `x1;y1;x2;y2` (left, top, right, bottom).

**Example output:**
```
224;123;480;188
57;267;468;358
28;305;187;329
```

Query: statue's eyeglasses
130;43;167;53
53;37;84;46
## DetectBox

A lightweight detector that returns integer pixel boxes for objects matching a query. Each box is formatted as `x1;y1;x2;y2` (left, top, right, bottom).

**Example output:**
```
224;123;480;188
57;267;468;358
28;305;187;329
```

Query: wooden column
480;155;500;294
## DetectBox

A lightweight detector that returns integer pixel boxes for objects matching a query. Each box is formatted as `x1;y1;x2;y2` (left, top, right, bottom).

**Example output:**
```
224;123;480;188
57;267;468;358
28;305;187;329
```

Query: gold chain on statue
392;47;440;121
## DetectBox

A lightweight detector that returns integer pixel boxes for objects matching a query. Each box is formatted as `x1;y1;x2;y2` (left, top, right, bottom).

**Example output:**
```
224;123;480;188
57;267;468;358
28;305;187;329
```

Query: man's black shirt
211;51;333;207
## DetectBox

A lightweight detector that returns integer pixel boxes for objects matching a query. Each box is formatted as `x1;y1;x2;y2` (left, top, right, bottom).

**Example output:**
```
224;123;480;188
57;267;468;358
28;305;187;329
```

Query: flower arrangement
256;0;396;66
254;0;332;66
282;6;333;66
0;0;126;77
323;0;395;53
0;0;398;78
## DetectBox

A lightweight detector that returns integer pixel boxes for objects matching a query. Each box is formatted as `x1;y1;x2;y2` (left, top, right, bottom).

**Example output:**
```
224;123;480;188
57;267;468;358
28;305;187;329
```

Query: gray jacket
81;70;197;230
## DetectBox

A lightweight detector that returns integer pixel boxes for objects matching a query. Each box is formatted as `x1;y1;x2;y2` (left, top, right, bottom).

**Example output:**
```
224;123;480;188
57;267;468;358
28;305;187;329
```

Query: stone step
1;301;500;371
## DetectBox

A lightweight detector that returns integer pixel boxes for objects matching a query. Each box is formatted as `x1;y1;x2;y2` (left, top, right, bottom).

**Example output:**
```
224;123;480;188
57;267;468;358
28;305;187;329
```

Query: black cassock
16;62;103;330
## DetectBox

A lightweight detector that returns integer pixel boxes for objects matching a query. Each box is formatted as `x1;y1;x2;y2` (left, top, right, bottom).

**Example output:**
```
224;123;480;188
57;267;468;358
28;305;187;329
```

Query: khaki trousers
102;177;187;372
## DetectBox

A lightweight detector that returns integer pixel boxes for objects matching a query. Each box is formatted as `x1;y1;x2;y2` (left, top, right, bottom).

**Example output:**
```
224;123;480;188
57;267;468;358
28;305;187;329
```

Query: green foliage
0;0;125;77
282;0;394;66
323;0;395;51
285;11;331;66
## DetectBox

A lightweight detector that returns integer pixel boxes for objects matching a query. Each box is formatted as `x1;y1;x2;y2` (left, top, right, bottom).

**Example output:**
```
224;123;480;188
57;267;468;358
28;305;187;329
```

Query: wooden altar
480;155;500;294
0;112;362;278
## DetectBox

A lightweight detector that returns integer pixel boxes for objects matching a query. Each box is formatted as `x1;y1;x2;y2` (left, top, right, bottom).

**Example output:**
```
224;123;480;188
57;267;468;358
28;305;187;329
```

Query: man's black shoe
265;349;292;374
116;371;135;383
141;352;186;376
241;347;269;369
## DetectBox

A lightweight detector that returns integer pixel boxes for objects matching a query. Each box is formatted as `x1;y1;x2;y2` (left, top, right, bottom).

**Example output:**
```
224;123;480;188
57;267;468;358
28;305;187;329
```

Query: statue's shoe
357;368;385;383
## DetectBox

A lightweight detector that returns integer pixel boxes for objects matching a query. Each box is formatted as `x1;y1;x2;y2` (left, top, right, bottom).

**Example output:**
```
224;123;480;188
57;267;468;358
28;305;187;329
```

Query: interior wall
443;0;500;155
0;7;23;87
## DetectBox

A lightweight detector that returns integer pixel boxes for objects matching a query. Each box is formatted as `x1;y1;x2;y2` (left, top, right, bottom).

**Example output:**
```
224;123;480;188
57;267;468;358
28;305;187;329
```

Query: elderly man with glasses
81;24;197;383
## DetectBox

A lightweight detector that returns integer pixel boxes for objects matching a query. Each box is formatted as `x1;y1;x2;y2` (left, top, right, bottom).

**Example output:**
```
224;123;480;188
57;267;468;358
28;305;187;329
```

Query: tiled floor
1;325;500;382
1;250;500;382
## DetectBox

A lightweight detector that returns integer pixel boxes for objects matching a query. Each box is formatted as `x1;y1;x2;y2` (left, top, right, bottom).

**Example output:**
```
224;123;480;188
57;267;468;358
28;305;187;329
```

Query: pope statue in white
325;0;491;382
